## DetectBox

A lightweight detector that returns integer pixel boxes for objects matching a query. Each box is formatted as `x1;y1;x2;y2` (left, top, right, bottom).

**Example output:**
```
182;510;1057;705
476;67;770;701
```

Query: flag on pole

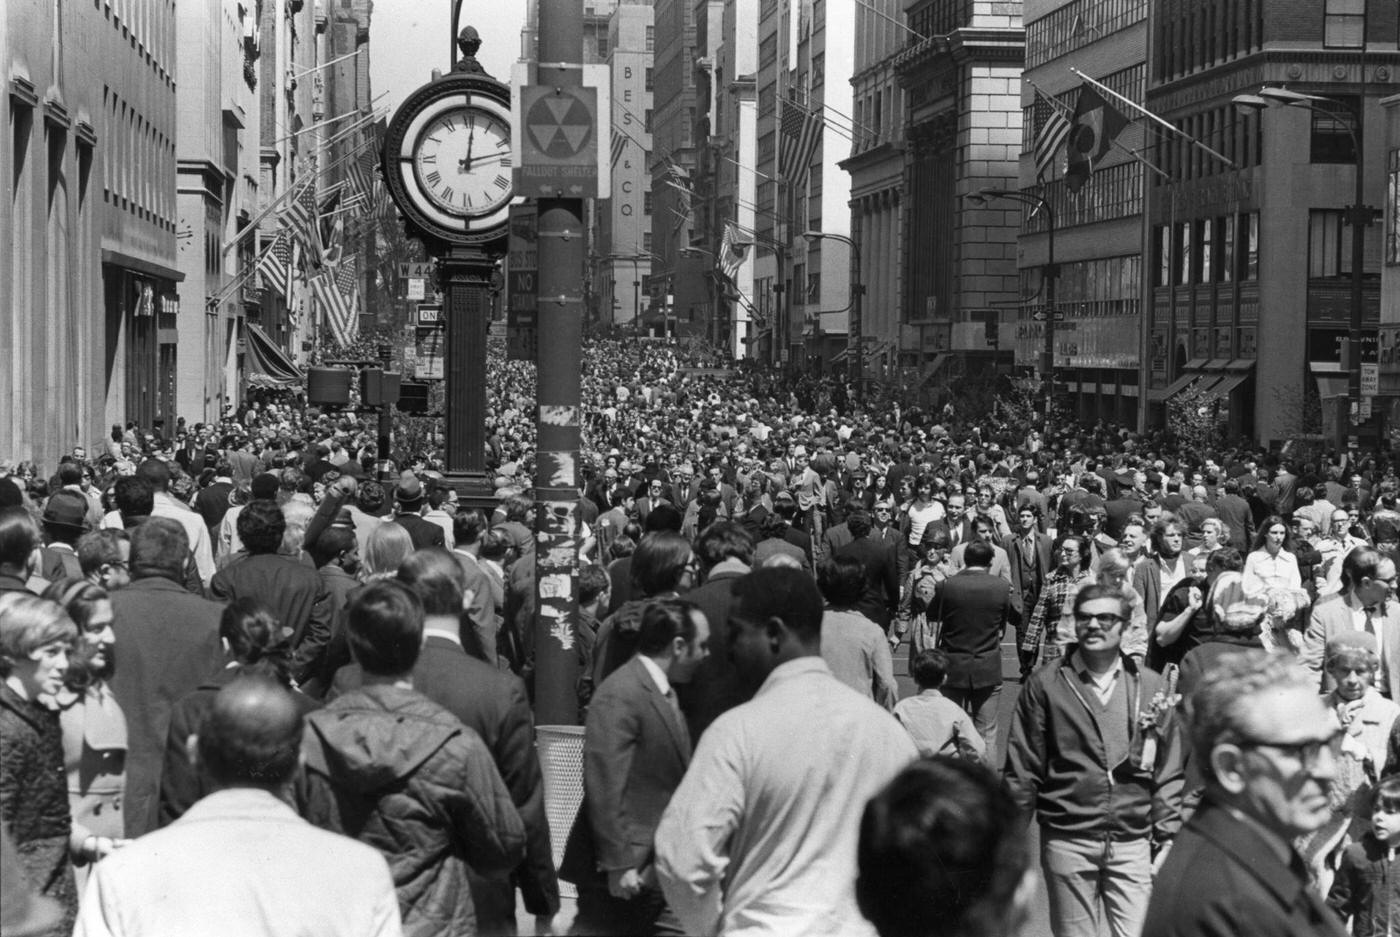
610;130;627;168
1065;84;1129;193
281;181;321;258
346;156;373;207
1032;95;1072;181
311;269;356;348
779;98;823;187
257;233;294;302
719;221;751;282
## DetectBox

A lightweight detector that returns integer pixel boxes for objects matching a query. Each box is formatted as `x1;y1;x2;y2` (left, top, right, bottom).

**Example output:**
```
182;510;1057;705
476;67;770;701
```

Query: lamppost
802;230;864;400
967;188;1056;418
1234;87;1375;447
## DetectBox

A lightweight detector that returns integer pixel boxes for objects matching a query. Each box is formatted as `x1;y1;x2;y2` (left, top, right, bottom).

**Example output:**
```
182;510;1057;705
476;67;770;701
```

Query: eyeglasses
1237;730;1345;771
1073;612;1125;627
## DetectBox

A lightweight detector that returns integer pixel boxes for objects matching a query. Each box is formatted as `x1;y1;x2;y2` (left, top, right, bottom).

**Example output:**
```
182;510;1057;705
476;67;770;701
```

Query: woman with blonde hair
363;521;414;580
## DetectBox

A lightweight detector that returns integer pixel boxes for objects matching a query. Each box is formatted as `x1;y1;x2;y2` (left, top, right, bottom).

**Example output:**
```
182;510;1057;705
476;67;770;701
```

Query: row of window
1152;213;1260;287
1022;64;1145;152
100;0;178;85
1152;0;1263;83
907;0;972;44
1019;164;1144;234
1025;0;1148;70
1388;149;1400;266
1149;103;1262;186
102;86;177;232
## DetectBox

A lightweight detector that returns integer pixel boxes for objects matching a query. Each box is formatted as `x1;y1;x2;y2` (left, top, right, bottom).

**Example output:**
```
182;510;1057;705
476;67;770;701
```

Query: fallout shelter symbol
526;92;593;158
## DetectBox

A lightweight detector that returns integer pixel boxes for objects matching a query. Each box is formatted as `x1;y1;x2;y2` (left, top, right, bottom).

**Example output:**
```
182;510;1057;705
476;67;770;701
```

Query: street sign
398;262;434;279
1030;309;1065;322
511;64;610;199
1362;362;1379;396
406;278;426;301
417;303;442;326
506;204;538;361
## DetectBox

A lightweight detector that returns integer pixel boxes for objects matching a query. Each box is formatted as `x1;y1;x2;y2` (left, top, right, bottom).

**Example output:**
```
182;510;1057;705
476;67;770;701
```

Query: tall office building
599;2;656;332
1144;1;1397;443
895;0;1024;397
1;0;180;462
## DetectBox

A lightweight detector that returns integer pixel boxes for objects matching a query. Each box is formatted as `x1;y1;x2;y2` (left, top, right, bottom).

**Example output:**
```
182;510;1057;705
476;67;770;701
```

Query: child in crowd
1328;775;1400;937
891;649;985;762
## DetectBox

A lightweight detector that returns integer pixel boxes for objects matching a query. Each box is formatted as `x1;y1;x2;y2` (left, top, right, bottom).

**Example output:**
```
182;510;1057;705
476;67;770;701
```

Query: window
1309;210;1352;278
1311;97;1359;164
1154;225;1171;287
1176;221;1192;285
643;232;652;252
645;68;654;92
643;190;652;215
640;274;651;294
1221;214;1235;282
646;25;654;52
644;109;653;133
1199;218;1212;282
1241;212;1259;281
811;53;824;89
1324;0;1365;48
807;272;821;304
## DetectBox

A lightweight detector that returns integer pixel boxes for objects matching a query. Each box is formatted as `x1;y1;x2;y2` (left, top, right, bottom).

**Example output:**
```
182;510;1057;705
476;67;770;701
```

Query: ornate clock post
381;28;510;498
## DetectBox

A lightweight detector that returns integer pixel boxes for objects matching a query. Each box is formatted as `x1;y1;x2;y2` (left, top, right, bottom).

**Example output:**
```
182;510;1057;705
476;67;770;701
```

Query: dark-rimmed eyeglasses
1073;612;1124;627
1236;730;1345;771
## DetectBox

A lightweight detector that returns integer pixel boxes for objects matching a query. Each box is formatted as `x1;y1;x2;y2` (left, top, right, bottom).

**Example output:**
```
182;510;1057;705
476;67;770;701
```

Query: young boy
1328;776;1400;937
892;648;985;762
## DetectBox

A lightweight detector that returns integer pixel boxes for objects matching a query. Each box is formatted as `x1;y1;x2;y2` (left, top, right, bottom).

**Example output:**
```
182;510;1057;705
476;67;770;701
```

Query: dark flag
1065;84;1128;192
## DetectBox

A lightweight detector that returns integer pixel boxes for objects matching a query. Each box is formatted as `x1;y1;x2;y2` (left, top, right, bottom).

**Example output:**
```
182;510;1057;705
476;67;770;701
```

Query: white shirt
637;652;672;698
655;657;916;937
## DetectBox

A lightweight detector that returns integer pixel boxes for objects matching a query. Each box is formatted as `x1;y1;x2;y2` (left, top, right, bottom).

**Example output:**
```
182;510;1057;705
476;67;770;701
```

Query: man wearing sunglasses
1006;585;1184;937
1143;650;1346;937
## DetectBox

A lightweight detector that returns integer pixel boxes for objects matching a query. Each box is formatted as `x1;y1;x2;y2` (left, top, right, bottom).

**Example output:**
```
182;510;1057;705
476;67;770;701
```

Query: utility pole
531;0;585;725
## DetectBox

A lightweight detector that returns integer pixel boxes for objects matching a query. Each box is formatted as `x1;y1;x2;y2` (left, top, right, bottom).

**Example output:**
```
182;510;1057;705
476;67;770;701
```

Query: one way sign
1030;309;1065;322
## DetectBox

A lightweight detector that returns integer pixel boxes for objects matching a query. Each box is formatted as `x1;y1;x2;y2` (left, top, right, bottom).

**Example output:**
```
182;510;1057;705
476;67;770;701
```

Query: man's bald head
197;675;304;789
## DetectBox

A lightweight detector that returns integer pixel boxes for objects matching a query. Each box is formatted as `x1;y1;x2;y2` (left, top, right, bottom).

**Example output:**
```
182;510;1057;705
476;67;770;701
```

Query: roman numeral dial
413;106;513;218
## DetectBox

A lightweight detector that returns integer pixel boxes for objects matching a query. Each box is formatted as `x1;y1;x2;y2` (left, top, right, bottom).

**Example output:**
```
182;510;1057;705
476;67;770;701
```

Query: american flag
1032;92;1072;181
779;98;823;187
610;130;627;168
311;268;356;348
256;233;293;302
346;156;374;207
719;221;751;282
281;181;320;258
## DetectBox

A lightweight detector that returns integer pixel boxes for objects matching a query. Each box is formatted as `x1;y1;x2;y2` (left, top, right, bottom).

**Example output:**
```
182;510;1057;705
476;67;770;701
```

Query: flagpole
1027;78;1170;182
1070;67;1236;169
221;174;315;255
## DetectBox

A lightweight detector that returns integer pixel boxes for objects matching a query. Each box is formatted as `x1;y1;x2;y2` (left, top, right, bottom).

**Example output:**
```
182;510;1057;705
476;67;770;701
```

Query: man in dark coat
833;511;899;631
1212;477;1255;553
677;521;754;742
1143;649;1346;937
560;600;708;935
390;476;446;550
930;540;1020;764
209;500;331;686
1002;504;1054;640
108;518;225;838
334;550;559;936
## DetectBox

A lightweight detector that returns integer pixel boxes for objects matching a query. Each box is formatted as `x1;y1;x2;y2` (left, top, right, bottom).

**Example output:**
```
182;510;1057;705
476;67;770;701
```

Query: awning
1211;371;1251;398
1151;372;1202;402
831;348;850;362
864;340;892;362
1224;358;1255;371
1316;374;1350;399
1183;358;1209;371
244;323;304;387
744;328;772;345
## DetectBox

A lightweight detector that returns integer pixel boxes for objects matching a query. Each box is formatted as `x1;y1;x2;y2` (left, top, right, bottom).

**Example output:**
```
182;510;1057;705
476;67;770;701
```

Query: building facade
1018;0;1147;429
895;0;1025;401
600;2;655;333
2;0;181;463
1143;0;1398;444
840;0;906;388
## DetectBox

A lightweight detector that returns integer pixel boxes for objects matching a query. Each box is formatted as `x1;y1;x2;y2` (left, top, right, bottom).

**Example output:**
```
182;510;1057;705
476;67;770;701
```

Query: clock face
414;109;513;216
383;74;514;248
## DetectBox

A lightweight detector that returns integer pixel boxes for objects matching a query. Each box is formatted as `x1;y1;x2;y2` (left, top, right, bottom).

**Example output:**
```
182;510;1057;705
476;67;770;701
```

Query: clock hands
460;122;476;173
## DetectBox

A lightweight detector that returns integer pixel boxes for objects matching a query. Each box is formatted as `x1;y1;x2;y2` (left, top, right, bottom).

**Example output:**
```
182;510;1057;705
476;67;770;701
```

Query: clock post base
440;471;497;513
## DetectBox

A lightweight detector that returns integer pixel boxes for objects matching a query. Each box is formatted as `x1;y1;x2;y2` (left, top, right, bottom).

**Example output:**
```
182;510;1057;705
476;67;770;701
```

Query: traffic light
396;381;430;413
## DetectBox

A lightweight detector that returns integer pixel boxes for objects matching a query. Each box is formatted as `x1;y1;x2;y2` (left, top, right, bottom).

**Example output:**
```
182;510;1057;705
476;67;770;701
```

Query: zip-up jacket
1005;647;1185;847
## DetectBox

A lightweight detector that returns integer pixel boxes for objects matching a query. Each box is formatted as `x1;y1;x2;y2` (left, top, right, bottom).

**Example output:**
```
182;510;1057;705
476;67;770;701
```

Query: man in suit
108;518;225;839
561;600;709;936
834;510;899;631
209;500;331;686
949;514;1013;582
821;497;866;560
390;475;445;550
931;540;1021;764
193;460;235;543
1003;505;1054;637
1212;477;1255;553
334;550;559;937
1143;650;1346;937
1300;545;1400;698
678;521;754;742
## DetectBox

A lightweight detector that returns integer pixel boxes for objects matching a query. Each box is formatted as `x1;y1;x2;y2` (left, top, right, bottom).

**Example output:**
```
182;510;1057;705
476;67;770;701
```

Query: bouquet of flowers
1135;664;1182;771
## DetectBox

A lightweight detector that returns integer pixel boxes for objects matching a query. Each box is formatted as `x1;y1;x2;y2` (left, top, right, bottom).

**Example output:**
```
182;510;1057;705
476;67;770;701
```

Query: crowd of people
1;332;1397;936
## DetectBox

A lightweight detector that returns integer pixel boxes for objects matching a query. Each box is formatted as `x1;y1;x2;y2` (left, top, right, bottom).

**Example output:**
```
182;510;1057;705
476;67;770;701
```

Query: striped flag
346;156;373;207
610;130;627;168
719;221;751;282
256;233;293;302
1032;95;1072;181
281;181;320;258
311;269;356;348
779;98;823;187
